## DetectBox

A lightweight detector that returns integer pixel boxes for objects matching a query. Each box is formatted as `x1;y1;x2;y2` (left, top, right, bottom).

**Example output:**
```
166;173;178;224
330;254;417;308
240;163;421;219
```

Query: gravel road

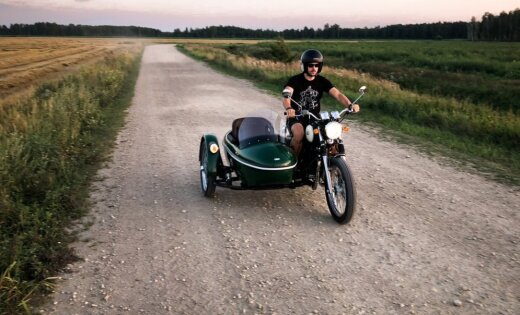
44;45;519;314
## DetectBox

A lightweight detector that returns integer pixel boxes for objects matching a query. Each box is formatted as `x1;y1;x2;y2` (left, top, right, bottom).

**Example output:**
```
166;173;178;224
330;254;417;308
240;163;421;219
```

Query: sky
0;0;518;31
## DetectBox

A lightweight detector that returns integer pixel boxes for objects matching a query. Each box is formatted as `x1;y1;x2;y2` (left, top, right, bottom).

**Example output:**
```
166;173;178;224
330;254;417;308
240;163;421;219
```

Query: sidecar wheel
325;157;356;224
199;141;216;197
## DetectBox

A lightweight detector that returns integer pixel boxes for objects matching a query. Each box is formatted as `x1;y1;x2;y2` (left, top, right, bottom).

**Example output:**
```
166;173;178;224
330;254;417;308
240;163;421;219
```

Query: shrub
269;37;293;63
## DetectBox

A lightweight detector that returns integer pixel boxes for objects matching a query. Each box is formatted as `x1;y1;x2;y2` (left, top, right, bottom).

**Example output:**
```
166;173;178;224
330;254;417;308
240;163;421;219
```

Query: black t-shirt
285;73;334;115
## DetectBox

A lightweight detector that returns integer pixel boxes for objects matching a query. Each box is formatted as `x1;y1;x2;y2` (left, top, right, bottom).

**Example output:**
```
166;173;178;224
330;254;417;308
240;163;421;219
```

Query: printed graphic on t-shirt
299;86;319;110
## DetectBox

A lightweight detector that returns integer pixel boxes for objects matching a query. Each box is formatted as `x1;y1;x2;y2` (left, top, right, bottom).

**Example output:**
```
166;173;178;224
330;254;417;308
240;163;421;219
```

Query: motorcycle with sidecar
199;86;366;224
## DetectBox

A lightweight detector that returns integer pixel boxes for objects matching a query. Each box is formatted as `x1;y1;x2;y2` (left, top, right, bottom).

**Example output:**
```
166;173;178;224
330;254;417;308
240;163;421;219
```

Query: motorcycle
199;86;366;224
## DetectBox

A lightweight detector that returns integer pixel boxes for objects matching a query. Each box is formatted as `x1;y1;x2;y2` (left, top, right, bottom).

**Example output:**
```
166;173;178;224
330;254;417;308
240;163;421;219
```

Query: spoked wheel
199;141;216;197
325;157;356;224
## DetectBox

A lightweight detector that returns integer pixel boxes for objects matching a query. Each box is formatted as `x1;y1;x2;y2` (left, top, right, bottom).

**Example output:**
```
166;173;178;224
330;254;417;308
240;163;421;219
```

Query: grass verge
0;49;142;314
178;43;519;185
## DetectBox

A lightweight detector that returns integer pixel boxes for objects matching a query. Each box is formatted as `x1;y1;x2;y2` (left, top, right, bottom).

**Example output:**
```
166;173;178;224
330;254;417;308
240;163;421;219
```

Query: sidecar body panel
224;133;296;187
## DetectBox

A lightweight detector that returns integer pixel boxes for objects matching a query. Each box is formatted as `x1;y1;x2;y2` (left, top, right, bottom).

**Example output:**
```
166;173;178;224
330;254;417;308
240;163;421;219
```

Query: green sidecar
199;109;297;195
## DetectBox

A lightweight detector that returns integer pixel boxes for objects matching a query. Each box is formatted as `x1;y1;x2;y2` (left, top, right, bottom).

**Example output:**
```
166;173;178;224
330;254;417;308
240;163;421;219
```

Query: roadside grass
229;40;520;113
0;49;142;314
179;43;519;185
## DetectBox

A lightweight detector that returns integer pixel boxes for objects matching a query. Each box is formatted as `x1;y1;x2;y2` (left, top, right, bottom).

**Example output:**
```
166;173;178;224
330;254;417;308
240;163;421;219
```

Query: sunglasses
307;63;320;68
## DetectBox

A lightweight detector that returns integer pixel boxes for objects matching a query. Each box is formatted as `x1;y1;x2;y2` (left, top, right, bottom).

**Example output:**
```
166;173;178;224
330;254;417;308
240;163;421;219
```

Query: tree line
1;9;518;40
0;23;162;37
468;9;520;41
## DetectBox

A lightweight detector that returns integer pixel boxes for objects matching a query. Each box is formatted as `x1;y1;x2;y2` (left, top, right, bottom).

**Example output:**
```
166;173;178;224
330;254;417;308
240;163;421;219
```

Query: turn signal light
313;128;319;135
342;126;350;133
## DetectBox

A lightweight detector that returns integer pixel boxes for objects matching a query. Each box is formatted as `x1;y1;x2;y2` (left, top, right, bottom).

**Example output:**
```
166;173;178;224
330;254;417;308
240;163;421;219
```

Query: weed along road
46;45;519;314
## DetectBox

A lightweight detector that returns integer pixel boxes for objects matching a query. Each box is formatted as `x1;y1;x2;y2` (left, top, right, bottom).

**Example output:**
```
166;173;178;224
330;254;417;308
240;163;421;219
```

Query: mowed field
0;37;145;102
0;37;263;104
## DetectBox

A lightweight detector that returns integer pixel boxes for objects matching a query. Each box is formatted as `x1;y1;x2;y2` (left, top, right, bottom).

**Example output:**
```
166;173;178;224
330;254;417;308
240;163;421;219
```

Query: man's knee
291;124;304;140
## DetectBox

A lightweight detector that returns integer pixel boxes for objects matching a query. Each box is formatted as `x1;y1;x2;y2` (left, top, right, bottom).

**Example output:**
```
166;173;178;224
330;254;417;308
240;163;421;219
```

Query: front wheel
199;141;216;197
325;157;356;224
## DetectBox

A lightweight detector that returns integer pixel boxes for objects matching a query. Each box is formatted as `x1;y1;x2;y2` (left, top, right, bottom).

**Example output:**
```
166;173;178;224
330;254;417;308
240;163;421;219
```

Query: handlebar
339;107;355;116
283;85;365;121
284;108;353;121
284;109;319;120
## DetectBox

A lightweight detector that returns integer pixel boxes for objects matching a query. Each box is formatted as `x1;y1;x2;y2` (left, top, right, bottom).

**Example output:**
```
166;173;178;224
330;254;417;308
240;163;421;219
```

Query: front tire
325;157;356;224
199;141;216;197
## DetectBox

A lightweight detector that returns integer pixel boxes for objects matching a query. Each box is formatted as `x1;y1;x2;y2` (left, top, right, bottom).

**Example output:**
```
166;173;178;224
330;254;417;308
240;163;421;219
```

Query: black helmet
300;49;323;74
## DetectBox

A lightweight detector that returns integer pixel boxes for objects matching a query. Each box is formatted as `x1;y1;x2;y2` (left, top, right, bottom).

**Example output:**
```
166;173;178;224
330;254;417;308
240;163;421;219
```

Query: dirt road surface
43;45;519;314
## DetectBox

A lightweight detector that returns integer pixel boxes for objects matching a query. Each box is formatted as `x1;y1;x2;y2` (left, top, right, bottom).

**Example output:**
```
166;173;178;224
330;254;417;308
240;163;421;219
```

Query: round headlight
209;143;219;154
325;122;342;140
305;125;314;142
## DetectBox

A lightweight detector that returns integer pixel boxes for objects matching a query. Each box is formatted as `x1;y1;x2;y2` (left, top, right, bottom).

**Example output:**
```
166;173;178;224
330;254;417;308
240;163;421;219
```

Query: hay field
0;37;144;103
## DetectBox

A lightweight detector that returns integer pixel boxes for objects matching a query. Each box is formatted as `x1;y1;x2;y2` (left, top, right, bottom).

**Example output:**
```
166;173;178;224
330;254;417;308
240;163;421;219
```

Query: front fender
199;134;220;176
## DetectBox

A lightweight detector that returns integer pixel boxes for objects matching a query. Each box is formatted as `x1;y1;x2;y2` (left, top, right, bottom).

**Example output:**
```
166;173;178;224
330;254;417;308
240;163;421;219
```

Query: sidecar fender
200;134;220;176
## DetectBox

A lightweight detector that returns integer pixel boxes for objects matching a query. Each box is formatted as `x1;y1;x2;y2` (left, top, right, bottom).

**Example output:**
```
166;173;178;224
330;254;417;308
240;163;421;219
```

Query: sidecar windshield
237;110;281;149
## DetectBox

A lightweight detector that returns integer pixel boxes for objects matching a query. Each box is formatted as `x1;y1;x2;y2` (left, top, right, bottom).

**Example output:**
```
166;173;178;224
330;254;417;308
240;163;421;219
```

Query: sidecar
199;109;297;196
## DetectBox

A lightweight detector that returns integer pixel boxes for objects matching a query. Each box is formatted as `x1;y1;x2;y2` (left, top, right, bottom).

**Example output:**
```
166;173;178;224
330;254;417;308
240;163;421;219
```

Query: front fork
320;132;334;198
322;155;334;198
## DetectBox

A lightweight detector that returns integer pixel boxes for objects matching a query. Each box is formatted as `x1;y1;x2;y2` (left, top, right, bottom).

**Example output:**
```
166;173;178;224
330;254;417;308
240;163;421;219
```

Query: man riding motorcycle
282;49;360;156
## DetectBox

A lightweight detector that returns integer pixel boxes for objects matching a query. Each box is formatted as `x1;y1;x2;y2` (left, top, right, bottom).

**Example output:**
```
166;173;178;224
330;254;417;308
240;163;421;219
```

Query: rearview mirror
282;88;292;99
359;86;367;94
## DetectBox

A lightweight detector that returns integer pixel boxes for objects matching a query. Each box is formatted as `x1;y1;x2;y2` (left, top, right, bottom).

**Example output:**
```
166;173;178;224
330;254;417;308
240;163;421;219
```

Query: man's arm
282;86;296;117
329;87;360;112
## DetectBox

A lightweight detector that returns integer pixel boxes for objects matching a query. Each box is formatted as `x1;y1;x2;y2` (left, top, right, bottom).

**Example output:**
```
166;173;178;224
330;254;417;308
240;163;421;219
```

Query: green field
230;40;520;112
181;40;520;184
0;50;142;313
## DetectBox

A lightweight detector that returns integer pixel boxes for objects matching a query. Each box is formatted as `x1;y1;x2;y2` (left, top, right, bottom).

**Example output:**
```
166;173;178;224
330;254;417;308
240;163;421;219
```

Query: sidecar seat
229;118;244;145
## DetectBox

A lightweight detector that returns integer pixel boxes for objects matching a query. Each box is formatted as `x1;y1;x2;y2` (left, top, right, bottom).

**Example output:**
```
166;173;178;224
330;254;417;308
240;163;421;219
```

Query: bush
269;37;293;63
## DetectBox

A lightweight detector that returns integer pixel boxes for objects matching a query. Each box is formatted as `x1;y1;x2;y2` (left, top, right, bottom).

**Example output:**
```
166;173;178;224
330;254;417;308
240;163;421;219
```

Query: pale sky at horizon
0;0;518;31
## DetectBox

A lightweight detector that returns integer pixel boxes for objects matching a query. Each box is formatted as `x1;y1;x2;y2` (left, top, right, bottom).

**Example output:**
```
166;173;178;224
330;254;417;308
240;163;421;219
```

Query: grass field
180;40;520;184
222;40;520;112
0;37;262;104
0;37;145;104
0;37;143;313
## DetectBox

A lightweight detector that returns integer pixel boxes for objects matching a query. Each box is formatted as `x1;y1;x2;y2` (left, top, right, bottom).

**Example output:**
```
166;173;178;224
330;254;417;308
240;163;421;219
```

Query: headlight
305;125;314;142
325;122;342;140
209;142;219;154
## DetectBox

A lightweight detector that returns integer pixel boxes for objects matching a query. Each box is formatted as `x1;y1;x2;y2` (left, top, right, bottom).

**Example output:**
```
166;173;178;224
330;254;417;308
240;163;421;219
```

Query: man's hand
351;104;360;113
286;108;296;118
